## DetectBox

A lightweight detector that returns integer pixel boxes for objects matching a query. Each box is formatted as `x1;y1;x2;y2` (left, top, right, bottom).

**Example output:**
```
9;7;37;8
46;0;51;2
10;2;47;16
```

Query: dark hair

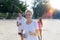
18;11;22;14
39;17;43;25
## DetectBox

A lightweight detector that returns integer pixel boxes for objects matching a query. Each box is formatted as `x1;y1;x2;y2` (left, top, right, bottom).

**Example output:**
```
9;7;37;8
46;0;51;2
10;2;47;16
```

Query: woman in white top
22;10;39;40
17;11;26;40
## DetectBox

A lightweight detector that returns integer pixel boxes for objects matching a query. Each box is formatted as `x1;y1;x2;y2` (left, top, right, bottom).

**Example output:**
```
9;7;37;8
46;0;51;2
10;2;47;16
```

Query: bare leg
20;35;24;40
38;30;42;40
40;30;42;40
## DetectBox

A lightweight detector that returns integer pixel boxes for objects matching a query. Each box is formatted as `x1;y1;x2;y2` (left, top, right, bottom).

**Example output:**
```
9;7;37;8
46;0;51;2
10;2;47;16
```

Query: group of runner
17;10;43;40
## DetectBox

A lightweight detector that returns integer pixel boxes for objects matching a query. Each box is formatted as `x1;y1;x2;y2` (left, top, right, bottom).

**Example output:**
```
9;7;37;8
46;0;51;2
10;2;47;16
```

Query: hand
29;31;34;35
17;23;22;27
29;31;32;35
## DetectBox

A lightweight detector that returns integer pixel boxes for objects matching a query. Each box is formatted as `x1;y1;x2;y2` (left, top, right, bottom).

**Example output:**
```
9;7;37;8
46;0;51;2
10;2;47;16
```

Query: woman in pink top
38;17;43;40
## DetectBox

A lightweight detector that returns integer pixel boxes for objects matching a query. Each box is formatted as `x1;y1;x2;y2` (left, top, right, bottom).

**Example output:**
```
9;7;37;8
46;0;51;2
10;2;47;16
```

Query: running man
17;11;26;40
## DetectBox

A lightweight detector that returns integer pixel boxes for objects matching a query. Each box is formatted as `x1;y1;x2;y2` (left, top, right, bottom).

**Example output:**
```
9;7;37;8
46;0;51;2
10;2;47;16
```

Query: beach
0;19;60;40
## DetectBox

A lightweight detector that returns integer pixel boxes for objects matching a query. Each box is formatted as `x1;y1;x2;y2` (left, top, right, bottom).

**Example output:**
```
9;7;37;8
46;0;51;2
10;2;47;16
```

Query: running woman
38;17;43;40
17;11;26;40
22;10;39;40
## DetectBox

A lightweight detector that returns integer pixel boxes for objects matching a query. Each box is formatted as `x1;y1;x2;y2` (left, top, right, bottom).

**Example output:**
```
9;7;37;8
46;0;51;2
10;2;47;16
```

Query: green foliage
33;4;46;18
33;0;50;19
0;13;7;18
0;0;27;19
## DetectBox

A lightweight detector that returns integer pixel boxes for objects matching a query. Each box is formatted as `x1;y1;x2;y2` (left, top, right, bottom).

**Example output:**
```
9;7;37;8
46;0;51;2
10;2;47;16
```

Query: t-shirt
17;17;26;33
22;21;39;40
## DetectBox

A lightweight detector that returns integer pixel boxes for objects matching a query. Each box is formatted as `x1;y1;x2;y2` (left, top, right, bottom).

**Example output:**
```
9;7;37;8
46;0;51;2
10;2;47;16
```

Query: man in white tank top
17;17;26;33
17;11;26;40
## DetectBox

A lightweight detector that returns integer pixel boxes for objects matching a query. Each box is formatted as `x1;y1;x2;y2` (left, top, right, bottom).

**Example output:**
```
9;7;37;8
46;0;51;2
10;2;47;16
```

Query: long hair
38;17;43;25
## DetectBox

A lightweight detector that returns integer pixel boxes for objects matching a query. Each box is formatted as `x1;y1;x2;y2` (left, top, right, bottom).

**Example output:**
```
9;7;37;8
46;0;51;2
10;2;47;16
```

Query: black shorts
18;33;26;38
18;33;22;36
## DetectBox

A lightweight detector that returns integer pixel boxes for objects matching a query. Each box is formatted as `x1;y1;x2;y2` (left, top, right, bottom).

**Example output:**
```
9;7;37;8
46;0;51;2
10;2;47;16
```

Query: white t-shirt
22;21;38;40
17;17;26;33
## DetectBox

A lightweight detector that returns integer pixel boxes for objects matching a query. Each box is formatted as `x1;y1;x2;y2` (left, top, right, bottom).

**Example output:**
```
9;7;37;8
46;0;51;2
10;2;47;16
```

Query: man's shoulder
22;17;26;19
16;17;19;21
22;17;26;21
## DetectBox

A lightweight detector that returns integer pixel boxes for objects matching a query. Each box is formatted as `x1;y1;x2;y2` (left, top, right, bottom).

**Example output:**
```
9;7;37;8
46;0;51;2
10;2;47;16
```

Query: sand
0;19;60;40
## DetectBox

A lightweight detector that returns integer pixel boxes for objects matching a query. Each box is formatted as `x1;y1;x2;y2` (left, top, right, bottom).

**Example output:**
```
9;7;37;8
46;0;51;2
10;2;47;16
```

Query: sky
20;0;34;13
20;0;60;10
20;0;34;9
50;0;60;10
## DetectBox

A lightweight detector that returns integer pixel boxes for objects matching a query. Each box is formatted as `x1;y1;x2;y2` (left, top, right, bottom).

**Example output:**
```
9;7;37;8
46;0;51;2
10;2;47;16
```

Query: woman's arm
35;29;40;36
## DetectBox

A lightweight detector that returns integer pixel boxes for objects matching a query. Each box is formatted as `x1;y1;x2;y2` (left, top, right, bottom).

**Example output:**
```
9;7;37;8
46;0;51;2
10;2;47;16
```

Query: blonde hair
25;10;33;18
25;10;33;15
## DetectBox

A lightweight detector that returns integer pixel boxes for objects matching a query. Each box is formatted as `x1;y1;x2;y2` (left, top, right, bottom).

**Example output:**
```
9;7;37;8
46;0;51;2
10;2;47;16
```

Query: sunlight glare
50;0;60;10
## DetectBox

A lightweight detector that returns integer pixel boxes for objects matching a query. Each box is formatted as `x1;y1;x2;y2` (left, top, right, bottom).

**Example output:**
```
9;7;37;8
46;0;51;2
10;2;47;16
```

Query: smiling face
25;11;32;20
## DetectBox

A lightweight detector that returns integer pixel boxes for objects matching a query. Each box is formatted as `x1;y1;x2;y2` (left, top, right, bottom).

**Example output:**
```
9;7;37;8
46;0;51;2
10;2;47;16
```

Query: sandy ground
0;20;20;40
42;19;60;40
0;19;60;40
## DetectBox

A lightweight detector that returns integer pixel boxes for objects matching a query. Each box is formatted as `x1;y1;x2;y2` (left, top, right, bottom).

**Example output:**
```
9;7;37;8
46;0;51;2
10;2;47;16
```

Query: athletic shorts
18;33;22;36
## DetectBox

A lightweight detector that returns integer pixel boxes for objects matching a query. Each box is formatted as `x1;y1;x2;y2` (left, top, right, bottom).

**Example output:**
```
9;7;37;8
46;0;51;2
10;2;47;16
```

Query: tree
0;0;27;19
33;0;49;18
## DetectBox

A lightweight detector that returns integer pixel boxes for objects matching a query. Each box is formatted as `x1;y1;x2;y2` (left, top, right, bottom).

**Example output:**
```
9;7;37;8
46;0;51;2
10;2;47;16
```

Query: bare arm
17;21;19;27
